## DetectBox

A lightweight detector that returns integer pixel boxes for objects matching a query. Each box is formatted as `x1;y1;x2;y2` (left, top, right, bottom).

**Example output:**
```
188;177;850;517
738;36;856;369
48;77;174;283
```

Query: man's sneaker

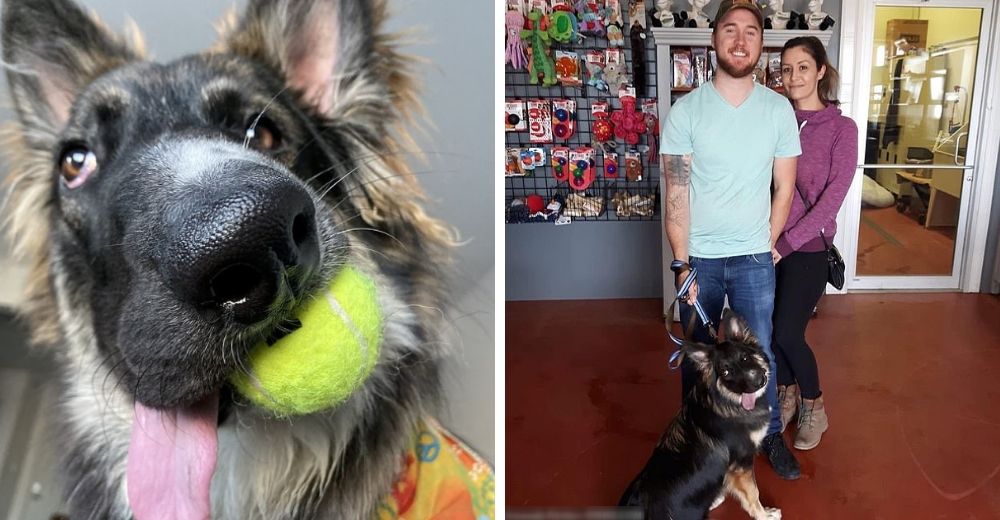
761;432;801;480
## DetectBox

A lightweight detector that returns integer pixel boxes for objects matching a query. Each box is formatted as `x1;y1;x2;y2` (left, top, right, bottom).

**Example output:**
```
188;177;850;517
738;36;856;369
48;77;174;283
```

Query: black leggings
773;250;828;400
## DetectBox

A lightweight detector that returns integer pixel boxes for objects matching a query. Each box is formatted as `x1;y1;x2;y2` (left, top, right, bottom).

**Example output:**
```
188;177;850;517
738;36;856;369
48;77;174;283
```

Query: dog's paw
761;507;782;520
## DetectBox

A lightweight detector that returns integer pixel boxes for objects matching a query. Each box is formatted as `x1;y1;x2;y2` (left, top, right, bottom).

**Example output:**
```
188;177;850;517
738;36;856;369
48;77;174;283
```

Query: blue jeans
678;252;780;434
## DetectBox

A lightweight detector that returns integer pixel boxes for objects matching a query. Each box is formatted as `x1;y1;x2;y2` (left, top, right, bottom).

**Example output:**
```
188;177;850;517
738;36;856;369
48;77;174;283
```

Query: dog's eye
722;368;731;377
244;117;282;151
60;146;98;189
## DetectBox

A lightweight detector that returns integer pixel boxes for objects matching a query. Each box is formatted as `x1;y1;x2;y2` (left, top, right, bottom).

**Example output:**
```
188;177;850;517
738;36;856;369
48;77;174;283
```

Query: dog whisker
243;86;290;149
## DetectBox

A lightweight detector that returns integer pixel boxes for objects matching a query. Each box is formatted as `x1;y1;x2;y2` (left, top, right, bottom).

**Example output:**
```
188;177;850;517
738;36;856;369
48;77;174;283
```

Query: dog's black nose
160;172;319;323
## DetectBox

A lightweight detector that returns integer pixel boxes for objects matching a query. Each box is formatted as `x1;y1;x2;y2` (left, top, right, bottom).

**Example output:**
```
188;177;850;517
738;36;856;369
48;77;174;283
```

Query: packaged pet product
752;54;767;85
554;51;583;87
603;151;619;178
568;147;597;190
624;150;643;181
583;50;608;91
551;147;571;182
552;99;577;140
505;100;527;132
672;49;693;89
767;52;784;91
527;99;553;143
604;48;628;95
591;101;614;150
692;47;708;87
505;148;526;176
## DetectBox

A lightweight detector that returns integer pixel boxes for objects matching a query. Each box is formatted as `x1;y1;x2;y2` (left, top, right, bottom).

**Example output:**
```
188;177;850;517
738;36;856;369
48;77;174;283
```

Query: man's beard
717;51;758;78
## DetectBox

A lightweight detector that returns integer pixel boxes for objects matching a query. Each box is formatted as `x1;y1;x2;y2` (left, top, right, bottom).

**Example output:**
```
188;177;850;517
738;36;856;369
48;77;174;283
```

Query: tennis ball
231;266;382;416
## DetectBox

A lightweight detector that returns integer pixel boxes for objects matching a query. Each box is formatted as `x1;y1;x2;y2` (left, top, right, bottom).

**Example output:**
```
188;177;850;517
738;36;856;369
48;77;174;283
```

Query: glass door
851;2;993;289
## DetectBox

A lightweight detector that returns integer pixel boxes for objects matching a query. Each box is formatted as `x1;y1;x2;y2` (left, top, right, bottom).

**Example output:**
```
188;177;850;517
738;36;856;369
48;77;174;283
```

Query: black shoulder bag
793;184;846;290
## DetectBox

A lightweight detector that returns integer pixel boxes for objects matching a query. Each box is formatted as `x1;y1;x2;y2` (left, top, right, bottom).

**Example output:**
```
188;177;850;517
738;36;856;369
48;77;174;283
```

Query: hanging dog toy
548;9;579;43
611;95;647;145
629;23;647;97
505;11;528;70
522;10;557;86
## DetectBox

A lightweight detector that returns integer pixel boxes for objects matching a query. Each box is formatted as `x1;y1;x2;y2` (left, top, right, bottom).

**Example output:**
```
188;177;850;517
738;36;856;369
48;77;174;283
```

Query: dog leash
666;260;716;370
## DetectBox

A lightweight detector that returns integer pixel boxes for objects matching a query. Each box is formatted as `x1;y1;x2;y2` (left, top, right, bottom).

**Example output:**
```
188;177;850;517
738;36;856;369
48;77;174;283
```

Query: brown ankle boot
794;395;829;450
779;384;799;433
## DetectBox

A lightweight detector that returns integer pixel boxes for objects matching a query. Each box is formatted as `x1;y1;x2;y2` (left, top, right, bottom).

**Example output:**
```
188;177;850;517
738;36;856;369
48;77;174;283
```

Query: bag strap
793;182;831;249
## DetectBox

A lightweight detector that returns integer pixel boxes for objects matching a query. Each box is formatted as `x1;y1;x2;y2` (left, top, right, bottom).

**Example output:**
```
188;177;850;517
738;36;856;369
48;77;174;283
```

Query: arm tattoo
664;154;691;187
663;154;692;227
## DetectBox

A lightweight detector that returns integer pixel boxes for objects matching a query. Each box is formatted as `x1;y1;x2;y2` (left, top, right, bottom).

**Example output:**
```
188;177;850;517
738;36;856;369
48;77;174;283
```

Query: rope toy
505;11;527;70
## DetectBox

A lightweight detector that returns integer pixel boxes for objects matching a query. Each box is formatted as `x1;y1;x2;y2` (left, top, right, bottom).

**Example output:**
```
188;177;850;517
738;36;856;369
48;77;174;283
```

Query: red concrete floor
506;294;1000;519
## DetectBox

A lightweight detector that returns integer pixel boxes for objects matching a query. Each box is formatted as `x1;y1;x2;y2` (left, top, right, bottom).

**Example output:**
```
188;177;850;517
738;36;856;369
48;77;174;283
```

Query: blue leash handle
667;263;714;369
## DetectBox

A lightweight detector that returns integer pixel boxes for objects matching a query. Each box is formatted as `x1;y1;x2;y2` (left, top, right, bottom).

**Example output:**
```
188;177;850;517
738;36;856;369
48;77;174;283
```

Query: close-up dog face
4;0;450;414
683;311;769;409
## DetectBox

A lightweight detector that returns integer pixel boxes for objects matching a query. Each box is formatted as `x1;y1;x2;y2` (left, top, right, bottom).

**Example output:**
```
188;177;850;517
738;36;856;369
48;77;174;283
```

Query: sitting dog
619;310;781;520
1;0;493;518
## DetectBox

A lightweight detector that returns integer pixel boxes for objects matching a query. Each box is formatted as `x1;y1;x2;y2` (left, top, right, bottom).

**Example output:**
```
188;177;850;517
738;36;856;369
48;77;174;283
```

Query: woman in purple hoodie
771;36;857;451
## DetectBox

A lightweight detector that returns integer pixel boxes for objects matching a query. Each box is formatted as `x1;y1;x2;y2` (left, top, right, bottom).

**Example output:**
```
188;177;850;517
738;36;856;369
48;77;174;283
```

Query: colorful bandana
377;419;495;520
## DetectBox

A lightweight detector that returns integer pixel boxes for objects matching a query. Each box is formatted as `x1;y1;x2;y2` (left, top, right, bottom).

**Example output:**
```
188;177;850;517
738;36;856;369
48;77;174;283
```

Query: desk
895;170;961;228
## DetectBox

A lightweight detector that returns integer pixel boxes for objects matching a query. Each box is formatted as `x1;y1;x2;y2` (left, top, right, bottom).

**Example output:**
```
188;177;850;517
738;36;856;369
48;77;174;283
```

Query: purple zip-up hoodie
775;104;858;258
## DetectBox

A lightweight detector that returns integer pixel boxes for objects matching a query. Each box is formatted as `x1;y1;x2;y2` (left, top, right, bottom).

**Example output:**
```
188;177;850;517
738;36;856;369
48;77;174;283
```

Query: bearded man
660;0;803;480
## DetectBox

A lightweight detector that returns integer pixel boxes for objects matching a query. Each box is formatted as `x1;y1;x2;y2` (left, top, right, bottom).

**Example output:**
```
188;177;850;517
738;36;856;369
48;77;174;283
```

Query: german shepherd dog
619;310;781;520
1;1;491;519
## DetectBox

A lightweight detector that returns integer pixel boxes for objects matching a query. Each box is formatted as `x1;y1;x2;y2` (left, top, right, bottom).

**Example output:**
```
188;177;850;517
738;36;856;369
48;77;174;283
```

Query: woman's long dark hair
781;36;840;106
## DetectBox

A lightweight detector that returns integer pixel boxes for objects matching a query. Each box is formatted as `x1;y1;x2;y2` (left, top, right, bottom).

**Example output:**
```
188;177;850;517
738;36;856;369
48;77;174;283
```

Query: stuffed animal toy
505;11;528;70
575;0;606;36
522;10;557;86
604;62;627;95
585;58;608;91
607;23;624;46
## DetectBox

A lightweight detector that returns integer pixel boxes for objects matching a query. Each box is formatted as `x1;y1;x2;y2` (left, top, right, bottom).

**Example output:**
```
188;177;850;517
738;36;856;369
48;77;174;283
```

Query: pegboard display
505;9;661;224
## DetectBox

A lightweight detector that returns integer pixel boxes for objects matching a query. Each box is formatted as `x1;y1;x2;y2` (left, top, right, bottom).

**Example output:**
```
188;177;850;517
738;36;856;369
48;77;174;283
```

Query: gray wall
0;0;493;460
506;221;663;300
505;0;843;301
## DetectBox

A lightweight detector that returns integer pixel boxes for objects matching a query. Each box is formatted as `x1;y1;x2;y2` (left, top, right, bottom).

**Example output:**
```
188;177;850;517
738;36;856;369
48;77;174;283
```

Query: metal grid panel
505;23;661;223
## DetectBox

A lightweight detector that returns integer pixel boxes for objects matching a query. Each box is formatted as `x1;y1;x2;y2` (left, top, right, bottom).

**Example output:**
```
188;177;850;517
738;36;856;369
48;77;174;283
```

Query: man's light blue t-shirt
661;81;801;258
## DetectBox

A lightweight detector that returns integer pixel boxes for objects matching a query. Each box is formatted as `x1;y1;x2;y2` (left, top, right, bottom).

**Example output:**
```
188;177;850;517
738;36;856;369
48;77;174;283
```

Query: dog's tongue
741;392;757;411
127;393;219;520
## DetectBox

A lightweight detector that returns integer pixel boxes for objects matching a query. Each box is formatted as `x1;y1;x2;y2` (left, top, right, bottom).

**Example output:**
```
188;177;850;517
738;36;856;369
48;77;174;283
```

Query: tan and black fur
619;310;781;520
1;0;465;518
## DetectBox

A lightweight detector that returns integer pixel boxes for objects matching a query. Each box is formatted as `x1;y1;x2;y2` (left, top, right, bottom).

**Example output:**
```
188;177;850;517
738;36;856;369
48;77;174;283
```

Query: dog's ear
718;309;759;344
681;340;713;371
219;0;399;119
2;0;139;137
